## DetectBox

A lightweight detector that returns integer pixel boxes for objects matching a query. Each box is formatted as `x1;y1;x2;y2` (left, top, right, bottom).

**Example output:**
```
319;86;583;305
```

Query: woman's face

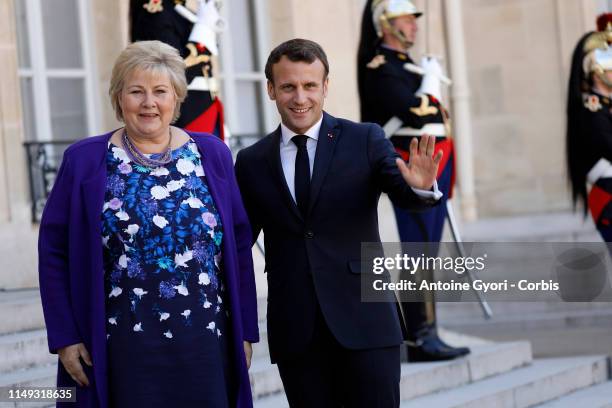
119;68;176;140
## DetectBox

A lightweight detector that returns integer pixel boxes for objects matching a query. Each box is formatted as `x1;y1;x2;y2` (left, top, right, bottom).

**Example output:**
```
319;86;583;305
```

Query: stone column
0;0;39;289
443;0;477;221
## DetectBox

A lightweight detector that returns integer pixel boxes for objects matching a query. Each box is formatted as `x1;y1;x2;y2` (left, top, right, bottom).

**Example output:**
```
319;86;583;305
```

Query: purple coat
38;131;259;407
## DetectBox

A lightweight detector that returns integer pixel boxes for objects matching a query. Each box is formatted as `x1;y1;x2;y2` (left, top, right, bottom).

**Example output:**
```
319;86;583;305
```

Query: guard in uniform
131;0;226;139
358;0;469;361
567;13;612;245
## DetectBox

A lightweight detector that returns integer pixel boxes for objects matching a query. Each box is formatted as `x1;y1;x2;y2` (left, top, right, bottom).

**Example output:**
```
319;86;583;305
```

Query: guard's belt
394;123;446;137
188;77;219;93
587;158;612;184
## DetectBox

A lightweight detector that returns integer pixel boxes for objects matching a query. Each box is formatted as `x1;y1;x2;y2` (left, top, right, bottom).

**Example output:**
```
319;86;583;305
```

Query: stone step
252;326;269;361
439;304;612;332
400;355;609;408
0;364;56;408
0;365;56;389
0;290;45;335
249;354;282;401
0;329;54;374
459;211;599;242
400;341;531;400
253;392;287;408
251;341;532;405
437;301;612;320
537;380;612;407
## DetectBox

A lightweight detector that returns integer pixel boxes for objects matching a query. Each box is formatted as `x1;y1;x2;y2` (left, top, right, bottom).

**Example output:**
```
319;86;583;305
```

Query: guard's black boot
405;328;470;362
399;300;470;362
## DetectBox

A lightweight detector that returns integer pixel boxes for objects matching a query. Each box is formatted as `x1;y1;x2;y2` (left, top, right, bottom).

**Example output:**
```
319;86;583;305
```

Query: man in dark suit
235;38;442;407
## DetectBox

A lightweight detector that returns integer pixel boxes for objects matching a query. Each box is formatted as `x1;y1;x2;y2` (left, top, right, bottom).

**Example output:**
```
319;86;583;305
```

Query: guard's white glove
188;0;224;56
416;56;443;101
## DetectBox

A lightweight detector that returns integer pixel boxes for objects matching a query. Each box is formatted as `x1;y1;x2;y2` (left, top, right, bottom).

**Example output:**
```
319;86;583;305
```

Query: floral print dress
102;140;232;407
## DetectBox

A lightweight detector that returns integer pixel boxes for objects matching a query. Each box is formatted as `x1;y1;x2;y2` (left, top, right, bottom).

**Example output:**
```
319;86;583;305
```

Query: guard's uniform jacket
361;46;455;237
359;45;458;349
581;92;612;238
131;0;225;139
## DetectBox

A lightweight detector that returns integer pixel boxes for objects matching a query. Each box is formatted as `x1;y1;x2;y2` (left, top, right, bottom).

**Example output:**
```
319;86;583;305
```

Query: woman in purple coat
38;40;259;408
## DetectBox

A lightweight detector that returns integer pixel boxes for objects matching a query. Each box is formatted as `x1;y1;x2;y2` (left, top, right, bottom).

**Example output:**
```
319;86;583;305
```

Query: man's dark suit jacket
235;111;436;363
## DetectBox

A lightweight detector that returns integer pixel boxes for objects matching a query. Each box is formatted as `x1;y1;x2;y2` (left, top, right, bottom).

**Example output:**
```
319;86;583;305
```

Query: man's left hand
244;341;253;369
396;134;443;190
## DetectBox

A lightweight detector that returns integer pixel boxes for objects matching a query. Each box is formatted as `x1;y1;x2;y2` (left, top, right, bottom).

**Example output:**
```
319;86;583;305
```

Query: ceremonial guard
567;13;612;244
358;0;469;361
131;0;226;139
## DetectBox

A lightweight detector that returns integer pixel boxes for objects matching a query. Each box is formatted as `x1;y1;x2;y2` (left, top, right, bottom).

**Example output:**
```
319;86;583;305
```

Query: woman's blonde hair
109;40;187;122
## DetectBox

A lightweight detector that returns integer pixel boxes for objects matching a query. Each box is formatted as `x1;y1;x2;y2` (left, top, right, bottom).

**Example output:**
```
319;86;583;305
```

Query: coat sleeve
38;153;82;353
366;123;439;210
223;148;260;343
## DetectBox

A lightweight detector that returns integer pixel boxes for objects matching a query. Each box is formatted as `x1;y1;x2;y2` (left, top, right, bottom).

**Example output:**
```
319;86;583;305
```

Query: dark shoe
406;336;470;362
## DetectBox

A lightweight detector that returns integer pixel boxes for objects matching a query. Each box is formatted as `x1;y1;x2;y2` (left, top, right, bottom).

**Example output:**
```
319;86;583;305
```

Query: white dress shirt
278;116;442;202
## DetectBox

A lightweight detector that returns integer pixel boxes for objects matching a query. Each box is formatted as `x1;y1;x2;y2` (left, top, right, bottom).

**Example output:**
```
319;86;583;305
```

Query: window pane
41;0;83;69
14;0;31;68
233;81;263;135
19;78;37;141
228;0;257;72
48;78;87;140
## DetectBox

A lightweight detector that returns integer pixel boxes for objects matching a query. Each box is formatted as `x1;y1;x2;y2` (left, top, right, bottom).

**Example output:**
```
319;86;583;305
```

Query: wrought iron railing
23;140;73;223
23;133;262;223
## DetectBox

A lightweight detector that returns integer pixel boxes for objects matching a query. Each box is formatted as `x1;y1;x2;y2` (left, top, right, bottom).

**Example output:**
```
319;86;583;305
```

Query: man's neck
592;72;612;98
381;40;409;54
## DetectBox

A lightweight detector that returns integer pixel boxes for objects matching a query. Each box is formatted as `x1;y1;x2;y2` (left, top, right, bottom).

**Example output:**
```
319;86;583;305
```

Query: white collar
280;115;323;146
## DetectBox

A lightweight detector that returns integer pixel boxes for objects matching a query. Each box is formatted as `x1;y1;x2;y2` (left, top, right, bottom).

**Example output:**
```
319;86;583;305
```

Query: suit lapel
308;112;340;213
265;127;303;221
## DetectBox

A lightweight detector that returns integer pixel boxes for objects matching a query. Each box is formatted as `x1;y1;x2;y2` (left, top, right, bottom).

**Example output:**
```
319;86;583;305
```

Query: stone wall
463;0;598;216
267;0;365;121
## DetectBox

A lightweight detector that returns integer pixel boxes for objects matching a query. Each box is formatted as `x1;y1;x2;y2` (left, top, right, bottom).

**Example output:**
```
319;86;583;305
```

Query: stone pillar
0;0;39;289
443;0;477;221
0;0;30;223
91;0;128;131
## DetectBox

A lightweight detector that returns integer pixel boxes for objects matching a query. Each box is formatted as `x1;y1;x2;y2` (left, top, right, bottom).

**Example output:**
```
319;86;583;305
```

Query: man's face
388;14;418;47
267;55;328;134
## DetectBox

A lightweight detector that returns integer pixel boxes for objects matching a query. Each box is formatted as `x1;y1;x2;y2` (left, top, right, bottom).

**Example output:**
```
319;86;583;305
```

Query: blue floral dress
102;140;232;407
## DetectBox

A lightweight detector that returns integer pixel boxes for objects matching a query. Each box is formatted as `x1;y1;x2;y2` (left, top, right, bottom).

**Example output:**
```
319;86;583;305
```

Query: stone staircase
252;325;611;407
0;290;55;408
2;289;610;408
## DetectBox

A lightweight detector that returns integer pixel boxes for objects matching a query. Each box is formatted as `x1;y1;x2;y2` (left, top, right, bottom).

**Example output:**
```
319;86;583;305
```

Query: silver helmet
371;0;423;38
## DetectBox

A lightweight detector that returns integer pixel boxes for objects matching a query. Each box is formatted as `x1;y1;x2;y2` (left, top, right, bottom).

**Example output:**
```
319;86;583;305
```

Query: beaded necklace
121;128;173;168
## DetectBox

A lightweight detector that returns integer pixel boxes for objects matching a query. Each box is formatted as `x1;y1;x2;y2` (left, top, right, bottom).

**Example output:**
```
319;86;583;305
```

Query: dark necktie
292;135;310;216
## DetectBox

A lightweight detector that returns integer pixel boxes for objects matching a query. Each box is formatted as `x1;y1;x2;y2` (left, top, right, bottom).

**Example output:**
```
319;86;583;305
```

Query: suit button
304;231;314;239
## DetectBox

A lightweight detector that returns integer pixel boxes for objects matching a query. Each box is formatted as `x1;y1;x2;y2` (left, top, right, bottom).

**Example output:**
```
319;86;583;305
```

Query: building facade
0;0;609;288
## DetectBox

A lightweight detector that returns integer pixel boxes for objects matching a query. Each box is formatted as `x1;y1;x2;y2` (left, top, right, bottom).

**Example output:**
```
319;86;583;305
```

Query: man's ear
267;81;276;101
323;77;329;98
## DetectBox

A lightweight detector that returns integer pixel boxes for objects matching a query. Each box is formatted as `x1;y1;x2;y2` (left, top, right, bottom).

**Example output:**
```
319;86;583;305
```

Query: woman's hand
243;341;253;369
58;343;92;387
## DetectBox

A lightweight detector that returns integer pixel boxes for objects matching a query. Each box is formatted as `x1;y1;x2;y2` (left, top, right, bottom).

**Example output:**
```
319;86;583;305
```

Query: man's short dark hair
264;38;330;83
